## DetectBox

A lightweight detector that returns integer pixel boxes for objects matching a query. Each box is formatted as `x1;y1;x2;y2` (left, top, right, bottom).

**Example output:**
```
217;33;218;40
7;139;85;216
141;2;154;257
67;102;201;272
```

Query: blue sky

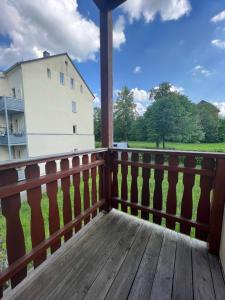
1;0;225;115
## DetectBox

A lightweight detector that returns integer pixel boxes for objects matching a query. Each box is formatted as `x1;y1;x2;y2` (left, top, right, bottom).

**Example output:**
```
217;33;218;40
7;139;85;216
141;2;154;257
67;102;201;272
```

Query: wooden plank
82;155;91;224
192;239;215;300
91;153;98;218
47;213;131;299
172;235;193;300
166;155;179;229
141;153;151;220
76;217;142;300
105;223;152;300
180;156;196;235
4;212;112;299
60;158;73;241
196;158;215;241
153;154;164;225
208;253;225;300
45;161;61;253
112;151;119;208
128;227;164;300
208;158;225;254
25;164;46;268
72;156;82;232
0;168;27;288
150;231;177;300
130;152;139;216
121;151;128;212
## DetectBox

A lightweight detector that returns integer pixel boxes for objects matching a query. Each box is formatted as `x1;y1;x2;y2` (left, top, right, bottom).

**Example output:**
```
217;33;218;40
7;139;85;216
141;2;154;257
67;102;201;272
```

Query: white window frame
60;72;64;85
73;125;77;134
70;78;75;89
72;101;77;113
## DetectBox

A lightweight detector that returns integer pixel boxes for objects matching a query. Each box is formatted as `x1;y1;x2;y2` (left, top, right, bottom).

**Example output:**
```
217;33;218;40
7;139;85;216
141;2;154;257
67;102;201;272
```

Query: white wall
0;73;10;96
220;205;225;273
0;146;9;160
21;54;94;157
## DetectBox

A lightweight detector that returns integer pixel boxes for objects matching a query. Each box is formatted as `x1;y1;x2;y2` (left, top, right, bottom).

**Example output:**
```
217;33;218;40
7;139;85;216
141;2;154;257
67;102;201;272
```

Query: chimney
43;51;50;58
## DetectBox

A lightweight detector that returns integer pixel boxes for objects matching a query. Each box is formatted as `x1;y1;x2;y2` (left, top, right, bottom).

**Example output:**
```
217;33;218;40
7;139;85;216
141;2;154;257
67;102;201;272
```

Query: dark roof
197;100;220;113
4;53;95;98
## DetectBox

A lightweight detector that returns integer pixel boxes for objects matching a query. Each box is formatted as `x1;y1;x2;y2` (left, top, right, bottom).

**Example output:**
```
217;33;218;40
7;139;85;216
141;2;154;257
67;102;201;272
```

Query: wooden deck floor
6;210;225;300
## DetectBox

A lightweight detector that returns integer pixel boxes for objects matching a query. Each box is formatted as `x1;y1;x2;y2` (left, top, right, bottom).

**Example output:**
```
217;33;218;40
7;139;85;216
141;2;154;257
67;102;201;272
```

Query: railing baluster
130;152;139;216
72;156;82;232
153;154;164;224
60;158;73;241
141;153;151;220
112;151;119;209
121;151;128;212
98;152;104;204
166;155;179;229
82;155;90;224
196;158;215;241
25;164;46;268
91;153;97;218
45;161;61;253
0;169;27;288
180;156;196;235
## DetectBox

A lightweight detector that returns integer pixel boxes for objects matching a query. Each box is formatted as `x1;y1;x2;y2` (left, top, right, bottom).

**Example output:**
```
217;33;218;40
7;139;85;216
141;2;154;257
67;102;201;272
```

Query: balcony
0;133;27;145
0;97;24;114
0;148;225;299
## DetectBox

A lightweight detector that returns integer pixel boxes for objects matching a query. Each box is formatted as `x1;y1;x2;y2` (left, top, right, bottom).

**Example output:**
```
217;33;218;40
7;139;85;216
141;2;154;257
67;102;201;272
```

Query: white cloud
133;66;142;74
131;88;150;102
0;0;126;69
113;15;126;49
135;102;147;115
211;11;225;23
170;84;184;93
122;0;191;23
212;39;225;49
192;65;211;77
94;94;100;106
212;102;225;118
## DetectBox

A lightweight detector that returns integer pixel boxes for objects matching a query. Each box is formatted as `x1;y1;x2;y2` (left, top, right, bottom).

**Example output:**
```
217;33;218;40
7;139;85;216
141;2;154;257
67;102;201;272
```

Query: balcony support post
3;97;12;160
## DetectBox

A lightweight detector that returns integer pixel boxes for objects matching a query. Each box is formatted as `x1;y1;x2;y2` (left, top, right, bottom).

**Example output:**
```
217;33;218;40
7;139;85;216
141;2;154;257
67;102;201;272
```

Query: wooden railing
0;149;107;298
1;147;225;297
110;148;225;255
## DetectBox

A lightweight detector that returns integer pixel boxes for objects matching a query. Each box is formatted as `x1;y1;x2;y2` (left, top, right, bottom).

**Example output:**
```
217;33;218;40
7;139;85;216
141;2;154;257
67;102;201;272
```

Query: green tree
197;101;219;142
114;87;137;141
149;82;179;101
94;107;101;141
129;116;147;141
218;118;225;142
144;94;204;148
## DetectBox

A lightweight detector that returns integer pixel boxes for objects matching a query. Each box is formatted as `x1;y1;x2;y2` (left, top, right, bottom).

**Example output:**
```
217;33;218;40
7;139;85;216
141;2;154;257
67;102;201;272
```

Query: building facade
0;52;95;161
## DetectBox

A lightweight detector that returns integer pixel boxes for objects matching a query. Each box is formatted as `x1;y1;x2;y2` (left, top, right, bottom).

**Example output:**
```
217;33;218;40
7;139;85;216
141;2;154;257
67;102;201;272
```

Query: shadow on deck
5;210;225;300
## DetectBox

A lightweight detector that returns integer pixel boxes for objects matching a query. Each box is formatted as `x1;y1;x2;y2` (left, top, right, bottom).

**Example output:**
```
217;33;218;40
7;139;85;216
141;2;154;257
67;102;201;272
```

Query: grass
1;140;223;273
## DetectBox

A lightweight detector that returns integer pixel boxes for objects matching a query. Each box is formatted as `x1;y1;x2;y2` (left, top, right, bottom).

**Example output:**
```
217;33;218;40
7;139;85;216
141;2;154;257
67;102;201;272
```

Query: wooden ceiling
93;0;127;10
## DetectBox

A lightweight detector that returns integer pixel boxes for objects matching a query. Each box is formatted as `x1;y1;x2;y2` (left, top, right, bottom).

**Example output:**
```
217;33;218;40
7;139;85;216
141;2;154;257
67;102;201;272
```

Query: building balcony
0;148;224;299
0;97;24;114
0;133;27;145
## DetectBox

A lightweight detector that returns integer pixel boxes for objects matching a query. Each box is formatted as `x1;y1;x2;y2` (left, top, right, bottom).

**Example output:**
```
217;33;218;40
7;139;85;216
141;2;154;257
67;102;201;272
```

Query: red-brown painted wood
45;161;61;253
25;164;46;268
130;152;139;216
72;156;82;232
166;155;179;229
98;152;104;212
60;159;73;241
0;169;27;288
153;154;164;224
141;153;151;220
209;158;225;254
91;154;98;218
121;151;128;212
112;151;119;209
196;158;215;241
82;155;90;224
180;156;196;235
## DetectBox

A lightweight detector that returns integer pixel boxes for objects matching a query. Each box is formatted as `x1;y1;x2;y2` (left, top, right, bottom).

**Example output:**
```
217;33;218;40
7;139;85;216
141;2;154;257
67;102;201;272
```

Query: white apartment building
0;52;95;161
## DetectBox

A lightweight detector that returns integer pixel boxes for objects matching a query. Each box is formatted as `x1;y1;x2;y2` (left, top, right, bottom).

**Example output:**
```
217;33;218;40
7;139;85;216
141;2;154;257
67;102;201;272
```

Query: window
70;78;74;89
72;101;77;113
12;88;16;98
47;68;51;78
80;84;83;93
73;125;77;134
60;72;64;85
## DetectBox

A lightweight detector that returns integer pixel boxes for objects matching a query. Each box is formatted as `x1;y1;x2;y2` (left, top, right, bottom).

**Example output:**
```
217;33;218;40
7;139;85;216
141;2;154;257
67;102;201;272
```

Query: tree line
94;83;225;148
